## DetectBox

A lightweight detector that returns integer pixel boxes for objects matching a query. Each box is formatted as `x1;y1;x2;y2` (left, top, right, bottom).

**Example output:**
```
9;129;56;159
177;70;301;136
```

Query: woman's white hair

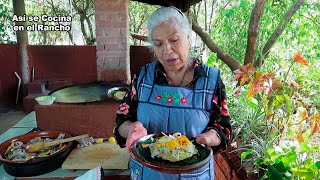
147;7;191;46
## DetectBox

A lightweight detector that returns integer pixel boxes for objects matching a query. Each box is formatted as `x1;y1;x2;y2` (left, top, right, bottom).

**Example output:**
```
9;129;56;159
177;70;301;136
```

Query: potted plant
228;51;320;179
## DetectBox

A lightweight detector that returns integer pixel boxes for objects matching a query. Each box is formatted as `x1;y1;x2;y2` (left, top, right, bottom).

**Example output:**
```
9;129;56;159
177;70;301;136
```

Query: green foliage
198;3;320;178
0;0;94;45
209;0;254;63
129;1;158;46
256;142;320;180
229;55;320;179
0;0;15;44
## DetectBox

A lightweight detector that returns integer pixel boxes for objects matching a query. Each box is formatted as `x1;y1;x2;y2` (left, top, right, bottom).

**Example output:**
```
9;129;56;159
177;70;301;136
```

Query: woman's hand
126;122;147;152
195;130;221;147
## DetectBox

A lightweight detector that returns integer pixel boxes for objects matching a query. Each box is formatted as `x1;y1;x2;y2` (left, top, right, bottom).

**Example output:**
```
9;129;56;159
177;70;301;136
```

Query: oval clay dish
130;133;213;174
0;130;73;177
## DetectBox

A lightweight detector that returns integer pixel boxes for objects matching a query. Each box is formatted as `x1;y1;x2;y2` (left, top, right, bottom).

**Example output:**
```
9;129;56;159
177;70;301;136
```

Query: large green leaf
248;97;259;108
241;149;254;160
273;161;290;174
300;142;310;153
292;168;315;180
283;94;293;116
267;165;283;180
281;152;297;167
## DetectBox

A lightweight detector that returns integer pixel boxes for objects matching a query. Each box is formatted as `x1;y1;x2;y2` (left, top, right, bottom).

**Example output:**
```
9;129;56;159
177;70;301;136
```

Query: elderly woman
114;7;231;180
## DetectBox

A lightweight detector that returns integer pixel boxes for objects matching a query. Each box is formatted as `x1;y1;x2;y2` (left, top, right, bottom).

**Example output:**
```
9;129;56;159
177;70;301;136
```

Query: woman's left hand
195;130;221;147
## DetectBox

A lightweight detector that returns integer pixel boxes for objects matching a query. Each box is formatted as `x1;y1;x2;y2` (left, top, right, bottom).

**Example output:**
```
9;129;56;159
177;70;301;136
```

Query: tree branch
260;0;306;61
244;0;267;65
191;15;241;71
208;0;216;33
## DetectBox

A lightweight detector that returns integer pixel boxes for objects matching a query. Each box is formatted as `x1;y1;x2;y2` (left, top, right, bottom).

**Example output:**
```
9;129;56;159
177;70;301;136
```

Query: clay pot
130;133;213;174
0;130;73;177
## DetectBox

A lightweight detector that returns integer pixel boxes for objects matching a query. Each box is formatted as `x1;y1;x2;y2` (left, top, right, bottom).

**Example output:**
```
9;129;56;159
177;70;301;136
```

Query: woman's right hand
126;121;147;152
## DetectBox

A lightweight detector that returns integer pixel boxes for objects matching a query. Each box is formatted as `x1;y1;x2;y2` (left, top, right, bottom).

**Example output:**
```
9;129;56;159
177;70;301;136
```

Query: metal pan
49;82;129;103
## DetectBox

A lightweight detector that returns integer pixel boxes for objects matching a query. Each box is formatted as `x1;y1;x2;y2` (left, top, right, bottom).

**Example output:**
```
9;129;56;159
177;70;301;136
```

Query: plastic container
35;96;56;105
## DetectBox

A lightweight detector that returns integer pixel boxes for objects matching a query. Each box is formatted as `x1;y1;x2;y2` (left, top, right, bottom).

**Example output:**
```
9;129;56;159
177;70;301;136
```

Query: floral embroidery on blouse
116;103;130;115
154;92;189;104
221;100;230;116
180;97;188;104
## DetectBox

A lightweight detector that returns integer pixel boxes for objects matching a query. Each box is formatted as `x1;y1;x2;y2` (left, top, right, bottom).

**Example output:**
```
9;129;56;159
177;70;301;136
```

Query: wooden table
0;111;130;180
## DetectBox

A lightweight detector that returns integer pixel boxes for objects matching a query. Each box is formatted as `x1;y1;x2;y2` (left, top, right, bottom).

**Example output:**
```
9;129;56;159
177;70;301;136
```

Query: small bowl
35;96;56;105
107;87;129;101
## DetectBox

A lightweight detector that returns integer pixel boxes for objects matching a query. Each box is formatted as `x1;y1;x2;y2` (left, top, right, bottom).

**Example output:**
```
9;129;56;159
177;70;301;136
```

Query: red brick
120;42;129;50
105;28;121;37
105;37;127;43
97;58;120;69
120;0;129;7
104;44;120;51
96;36;108;42
94;1;105;6
95;4;108;11
104;4;126;11
120;13;128;21
97;51;127;58
98;21;127;28
96;29;104;36
99;12;119;21
112;51;127;58
96;44;105;51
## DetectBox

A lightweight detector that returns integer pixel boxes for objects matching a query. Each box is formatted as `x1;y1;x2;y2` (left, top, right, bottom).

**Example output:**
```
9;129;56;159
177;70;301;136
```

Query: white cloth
75;166;102;180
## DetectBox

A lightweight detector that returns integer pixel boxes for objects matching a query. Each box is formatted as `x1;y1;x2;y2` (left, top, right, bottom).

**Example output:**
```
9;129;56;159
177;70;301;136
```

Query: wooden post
12;0;30;85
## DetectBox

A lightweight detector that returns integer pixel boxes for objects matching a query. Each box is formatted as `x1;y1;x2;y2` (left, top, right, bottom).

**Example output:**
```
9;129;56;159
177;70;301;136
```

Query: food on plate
113;91;126;100
4;133;67;161
76;137;95;148
147;132;198;162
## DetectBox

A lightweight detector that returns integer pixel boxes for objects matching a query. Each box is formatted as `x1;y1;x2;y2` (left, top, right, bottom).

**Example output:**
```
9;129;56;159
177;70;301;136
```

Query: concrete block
47;79;72;91
35;100;120;138
23;94;43;113
27;82;43;94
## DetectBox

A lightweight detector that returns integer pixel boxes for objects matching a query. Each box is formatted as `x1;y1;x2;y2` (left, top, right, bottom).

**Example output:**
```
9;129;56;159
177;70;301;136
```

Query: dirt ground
0;104;27;135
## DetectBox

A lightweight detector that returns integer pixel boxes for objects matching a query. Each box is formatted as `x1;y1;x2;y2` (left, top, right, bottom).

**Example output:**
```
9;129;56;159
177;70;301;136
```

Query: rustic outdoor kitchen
0;0;248;179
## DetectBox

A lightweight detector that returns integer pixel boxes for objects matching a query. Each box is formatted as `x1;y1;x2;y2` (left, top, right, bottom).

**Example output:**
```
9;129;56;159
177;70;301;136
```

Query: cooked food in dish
148;133;198;162
4;133;67;161
113;91;126;100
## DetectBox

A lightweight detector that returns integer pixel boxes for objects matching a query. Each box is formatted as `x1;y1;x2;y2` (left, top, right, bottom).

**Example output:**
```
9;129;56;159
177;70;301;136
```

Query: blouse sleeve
206;77;232;154
113;73;139;147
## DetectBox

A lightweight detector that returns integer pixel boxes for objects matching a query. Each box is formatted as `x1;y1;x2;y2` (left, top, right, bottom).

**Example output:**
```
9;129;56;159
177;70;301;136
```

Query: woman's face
151;22;190;72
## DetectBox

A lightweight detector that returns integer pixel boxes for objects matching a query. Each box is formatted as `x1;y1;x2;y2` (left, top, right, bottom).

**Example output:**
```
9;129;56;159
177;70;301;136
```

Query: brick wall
95;0;130;83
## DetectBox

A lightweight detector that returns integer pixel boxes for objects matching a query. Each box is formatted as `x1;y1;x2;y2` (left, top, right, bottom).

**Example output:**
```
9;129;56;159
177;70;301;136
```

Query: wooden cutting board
62;142;130;170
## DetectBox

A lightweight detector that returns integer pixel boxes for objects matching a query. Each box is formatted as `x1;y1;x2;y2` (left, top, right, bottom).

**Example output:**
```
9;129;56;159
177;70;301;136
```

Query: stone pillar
95;0;130;83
